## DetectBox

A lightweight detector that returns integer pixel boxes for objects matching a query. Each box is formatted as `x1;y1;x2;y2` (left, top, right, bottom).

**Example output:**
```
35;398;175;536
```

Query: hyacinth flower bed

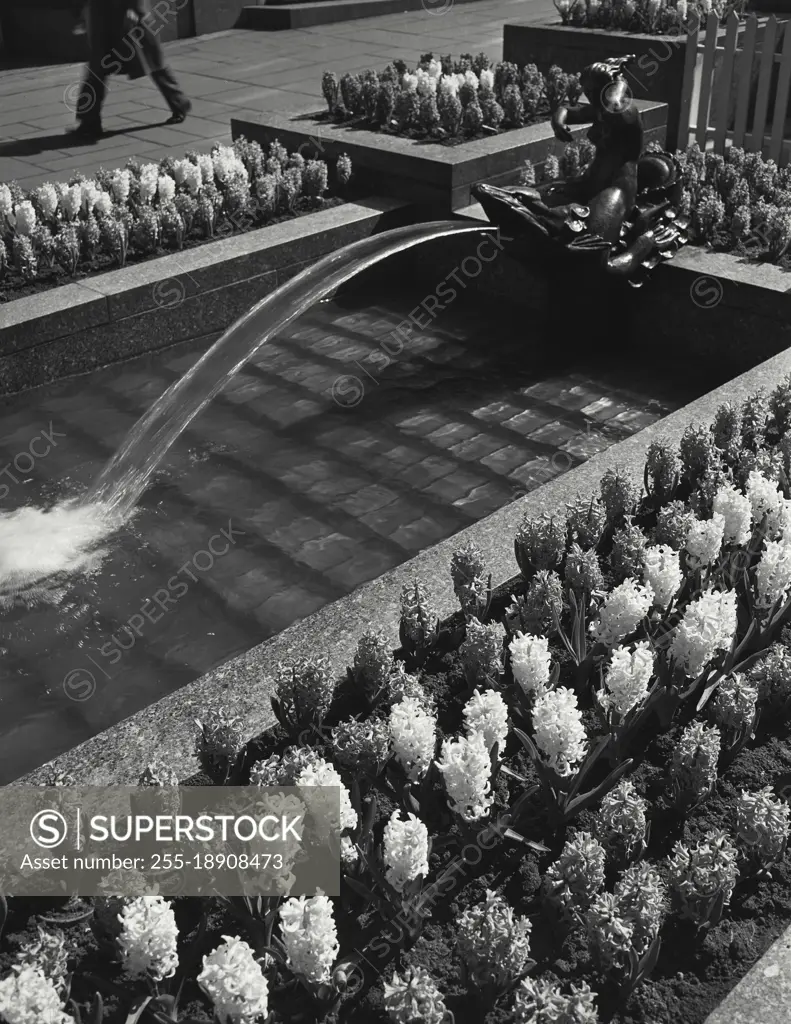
552;0;744;33
0;138;354;303
521;139;791;270
673;143;791;268
317;54;582;145
6;385;791;1024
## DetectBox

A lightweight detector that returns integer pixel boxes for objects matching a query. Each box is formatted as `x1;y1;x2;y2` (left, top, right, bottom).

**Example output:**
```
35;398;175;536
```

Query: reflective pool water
0;282;707;781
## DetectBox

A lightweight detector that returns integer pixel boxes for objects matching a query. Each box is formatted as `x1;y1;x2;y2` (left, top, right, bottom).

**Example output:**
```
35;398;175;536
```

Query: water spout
0;220;496;601
84;220;496;519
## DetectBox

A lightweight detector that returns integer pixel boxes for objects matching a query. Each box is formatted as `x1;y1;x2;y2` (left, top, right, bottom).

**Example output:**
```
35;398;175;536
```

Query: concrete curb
0;197;413;395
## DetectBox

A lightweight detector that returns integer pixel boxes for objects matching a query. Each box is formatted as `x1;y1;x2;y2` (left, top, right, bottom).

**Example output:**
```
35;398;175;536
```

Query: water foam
0;501;121;604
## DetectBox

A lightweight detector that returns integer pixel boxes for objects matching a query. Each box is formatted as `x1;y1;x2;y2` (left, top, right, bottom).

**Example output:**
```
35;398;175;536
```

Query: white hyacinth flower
183;161;203;194
389;695;436;780
383;810;429;892
509;632;552;698
295;756;357;836
340;835;359;869
173;158;203;194
198;935;269;1024
642;544;682;608
590;579;654;647
172;158;190;185
437;730;493;822
600;641;654;719
0;965;74;1024
756;537;791;610
117;892;179;982
415;69;437;95
157;174;176;204
747;470;787;539
439;73;460;97
685;512;725;570
60;183;82;219
279;889;339;985
94;190;113;217
713;482;753;547
0;183;13;219
197;152;215;185
533;686;587;776
670;588;737;678
13;201;37;236
80;180;101;214
110;168;131;205
34;183;58;220
138;163;159;204
462;688;509;757
480;68;495;90
212;145;248;183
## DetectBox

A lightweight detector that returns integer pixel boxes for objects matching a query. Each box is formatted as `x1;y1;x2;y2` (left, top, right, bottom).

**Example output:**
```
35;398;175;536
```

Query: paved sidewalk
0;0;553;191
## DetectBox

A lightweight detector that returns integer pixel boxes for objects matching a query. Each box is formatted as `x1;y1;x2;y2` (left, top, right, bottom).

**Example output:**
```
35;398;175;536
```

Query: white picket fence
678;11;791;164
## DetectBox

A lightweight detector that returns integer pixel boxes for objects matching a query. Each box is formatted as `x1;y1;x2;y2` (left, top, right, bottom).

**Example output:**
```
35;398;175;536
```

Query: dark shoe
65;121;103;141
166;100;192;125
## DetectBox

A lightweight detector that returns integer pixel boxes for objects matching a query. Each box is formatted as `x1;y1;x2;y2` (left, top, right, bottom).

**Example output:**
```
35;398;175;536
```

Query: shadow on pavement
0;121;173;157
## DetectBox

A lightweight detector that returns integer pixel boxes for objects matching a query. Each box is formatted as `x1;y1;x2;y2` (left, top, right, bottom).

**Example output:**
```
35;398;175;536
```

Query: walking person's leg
136;10;191;122
70;61;107;137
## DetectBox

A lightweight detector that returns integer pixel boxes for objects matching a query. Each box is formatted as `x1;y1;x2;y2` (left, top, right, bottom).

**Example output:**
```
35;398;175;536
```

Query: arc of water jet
82;220;499;519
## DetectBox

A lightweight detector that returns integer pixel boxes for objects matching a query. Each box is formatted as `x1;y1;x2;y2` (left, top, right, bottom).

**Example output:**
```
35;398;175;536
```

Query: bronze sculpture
472;56;688;286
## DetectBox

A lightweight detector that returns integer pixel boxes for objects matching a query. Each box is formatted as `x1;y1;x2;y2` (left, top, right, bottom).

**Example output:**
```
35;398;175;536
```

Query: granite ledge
0;282;110;353
17;342;791;789
0;198;410;353
704;924;791;1024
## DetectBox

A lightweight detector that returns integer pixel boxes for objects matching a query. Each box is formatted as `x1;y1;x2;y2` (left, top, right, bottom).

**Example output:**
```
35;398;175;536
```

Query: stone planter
192;0;247;33
0;197;412;395
502;21;749;149
231;102;667;212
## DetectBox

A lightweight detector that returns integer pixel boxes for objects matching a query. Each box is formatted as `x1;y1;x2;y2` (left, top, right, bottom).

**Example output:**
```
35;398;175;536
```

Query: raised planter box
231;101;667;212
502;20;750;149
0;197;412;395
400;214;791;372
193;0;246;33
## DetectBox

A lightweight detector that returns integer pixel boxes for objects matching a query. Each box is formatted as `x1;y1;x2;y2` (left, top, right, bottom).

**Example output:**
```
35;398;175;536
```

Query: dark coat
87;0;164;79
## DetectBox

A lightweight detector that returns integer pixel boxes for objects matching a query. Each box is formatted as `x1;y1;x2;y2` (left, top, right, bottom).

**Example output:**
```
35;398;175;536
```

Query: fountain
0;220;497;603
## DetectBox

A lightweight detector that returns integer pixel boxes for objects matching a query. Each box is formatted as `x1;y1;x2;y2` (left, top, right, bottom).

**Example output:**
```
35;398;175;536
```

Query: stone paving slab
0;0;552;190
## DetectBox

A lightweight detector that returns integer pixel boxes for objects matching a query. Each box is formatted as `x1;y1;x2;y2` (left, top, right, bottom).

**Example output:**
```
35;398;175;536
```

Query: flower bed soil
0;197;346;305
